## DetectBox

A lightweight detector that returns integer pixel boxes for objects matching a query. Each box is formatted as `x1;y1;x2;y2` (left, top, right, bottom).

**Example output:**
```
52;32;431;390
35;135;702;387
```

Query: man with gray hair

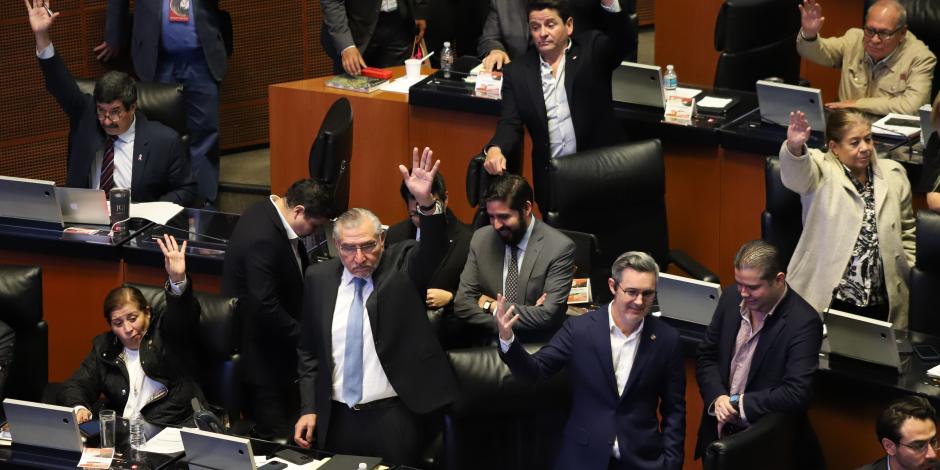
796;0;936;115
694;240;823;463
496;251;686;470
293;147;457;466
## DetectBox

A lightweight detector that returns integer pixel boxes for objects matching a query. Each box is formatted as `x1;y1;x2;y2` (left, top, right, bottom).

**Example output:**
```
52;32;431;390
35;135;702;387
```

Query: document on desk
255;456;327;469
139;426;186;454
78;447;114;469
129;202;184;225
379;75;428;94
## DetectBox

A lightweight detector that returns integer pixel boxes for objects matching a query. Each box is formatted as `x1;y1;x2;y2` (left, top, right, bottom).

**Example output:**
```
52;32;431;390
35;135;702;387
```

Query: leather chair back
465;147;525;229
910;210;940;335
715;37;802;91
129;284;241;423
704;413;798;470
75;79;188;137
442;346;570;470
309;97;353;218
761;156;803;268
713;0;802;90
0;265;47;402
864;0;940;98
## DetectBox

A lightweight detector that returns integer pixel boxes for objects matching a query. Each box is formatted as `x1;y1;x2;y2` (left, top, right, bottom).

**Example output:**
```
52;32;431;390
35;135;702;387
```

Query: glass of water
98;409;116;448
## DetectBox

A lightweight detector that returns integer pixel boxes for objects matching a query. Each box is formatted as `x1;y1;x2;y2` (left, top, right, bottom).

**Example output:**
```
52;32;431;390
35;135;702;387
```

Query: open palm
25;0;57;35
399;146;440;205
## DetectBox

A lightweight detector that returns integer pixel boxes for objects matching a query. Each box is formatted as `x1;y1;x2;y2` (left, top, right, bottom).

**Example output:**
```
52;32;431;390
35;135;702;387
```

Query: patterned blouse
834;164;888;307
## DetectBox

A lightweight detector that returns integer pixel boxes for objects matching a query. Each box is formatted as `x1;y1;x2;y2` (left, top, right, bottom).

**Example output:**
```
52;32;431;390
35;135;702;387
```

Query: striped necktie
100;135;117;193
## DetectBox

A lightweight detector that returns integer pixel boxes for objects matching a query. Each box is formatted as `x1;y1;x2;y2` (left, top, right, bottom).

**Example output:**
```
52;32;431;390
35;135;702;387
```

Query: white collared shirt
608;303;644;459
269;195;303;273
121;347;163;419
501;215;537;294
539;41;577;160
330;270;397;405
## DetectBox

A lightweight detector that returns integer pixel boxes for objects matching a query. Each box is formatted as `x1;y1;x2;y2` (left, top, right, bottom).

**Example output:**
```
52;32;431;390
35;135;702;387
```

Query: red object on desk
361;67;393;80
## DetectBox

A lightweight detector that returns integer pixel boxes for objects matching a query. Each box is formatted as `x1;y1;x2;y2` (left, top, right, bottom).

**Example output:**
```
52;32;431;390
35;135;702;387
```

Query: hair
610;251;660;283
399;172;447;203
483;174;533;214
102;286;150;322
734;240;785;281
332;208;383;241
866;0;907;30
284;178;333;219
93;71;138;110
825;108;870;144
876;396;936;443
526;0;573;22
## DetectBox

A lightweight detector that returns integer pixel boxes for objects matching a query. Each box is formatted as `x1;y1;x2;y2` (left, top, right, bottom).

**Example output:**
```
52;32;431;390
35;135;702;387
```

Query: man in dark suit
454;175;574;344
321;0;428;76
27;2;196;206
385;174;472;348
482;0;635;208
695;240;824;460
222;179;332;441
102;0;231;207
856;396;938;470
293;148;457;465
496;251;685;470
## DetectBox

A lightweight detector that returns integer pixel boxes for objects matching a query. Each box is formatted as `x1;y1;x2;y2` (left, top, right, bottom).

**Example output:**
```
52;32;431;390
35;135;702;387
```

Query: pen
43;2;53;16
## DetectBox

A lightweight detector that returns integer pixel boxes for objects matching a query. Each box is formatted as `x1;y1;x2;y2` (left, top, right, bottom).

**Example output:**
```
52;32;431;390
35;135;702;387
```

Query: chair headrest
0;265;42;328
714;0;801;53
917;210;940;269
75;79;188;136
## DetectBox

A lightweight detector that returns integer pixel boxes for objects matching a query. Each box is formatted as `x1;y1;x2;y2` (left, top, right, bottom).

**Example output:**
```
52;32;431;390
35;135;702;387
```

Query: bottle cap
666;64;674;71
358;464;367;470
444;42;451;47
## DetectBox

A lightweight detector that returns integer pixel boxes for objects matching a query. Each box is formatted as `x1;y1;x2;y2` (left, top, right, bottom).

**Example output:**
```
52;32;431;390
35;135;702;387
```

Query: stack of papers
872;113;921;139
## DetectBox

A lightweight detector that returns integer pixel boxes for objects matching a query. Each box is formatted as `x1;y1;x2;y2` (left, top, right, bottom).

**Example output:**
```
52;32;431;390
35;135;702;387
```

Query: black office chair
703;413;798;470
542;139;719;304
715;37;802;91
75;79;189;138
556;228;602;301
309;97;353;218
465;147;524;230
909;210;940;336
864;0;940;98
0;265;47;403
761;156;803;267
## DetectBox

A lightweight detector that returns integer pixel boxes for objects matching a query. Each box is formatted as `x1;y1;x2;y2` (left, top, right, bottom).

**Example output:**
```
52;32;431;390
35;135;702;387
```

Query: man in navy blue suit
496;251;685;470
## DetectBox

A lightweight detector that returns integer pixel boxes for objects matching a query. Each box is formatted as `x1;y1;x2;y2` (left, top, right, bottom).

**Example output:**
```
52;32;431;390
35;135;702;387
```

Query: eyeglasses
862;25;903;41
614;283;656;301
96;107;126;121
899;437;940;454
338;241;380;255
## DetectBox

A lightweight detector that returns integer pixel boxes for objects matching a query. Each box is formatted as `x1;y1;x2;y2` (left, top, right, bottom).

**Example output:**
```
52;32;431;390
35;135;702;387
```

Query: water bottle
129;416;147;451
440;42;455;78
663;64;678;97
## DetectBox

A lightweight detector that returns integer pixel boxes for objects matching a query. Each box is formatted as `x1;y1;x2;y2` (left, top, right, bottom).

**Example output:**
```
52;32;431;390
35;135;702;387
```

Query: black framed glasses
862;25;903;41
614;282;656;301
96;107;126;122
899;437;940;454
338;241;380;255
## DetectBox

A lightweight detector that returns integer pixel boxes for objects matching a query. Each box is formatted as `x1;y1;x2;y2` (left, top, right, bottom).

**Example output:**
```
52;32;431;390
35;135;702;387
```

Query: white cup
405;59;422;79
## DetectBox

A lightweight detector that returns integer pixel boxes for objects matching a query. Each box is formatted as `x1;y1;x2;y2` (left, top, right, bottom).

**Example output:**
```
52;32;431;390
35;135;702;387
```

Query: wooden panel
637;0;655;26
717;149;765;284
654;0;725;87
123;262;221;295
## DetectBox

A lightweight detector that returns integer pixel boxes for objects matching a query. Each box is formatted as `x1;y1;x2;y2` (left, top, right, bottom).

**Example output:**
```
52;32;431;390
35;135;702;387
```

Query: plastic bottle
440;42;455;78
663;64;678;97
129;416;147;451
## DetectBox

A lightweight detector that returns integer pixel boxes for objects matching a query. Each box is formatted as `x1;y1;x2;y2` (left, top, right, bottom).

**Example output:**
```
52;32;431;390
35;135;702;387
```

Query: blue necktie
342;277;366;407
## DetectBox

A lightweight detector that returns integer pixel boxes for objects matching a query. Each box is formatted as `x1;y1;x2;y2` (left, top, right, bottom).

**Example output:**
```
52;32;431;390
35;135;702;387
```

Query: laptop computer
180;428;256;470
756;80;826;131
920;104;936;146
655;273;722;326
56;187;110;225
0;176;64;229
612;61;665;108
3;398;84;454
825;309;901;371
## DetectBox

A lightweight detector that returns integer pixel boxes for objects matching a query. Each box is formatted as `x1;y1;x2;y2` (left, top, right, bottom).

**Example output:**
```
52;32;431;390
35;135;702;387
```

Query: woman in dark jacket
60;234;206;426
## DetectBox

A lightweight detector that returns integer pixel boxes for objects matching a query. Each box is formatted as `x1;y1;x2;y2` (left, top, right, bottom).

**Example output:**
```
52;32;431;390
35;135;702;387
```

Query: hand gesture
341;47;367;76
74;407;92;424
93;41;120;62
426;288;454;309
483;147;507;175
24;0;58;38
483;49;511;72
798;0;825;38
398;146;441;209
293;414;317;448
495;293;520;342
786;111;811;156
155;233;187;284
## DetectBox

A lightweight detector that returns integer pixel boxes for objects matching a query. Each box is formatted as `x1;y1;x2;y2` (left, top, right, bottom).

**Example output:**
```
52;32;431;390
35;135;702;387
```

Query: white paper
872;113;921;139
697;96;733;108
928;362;940;378
673;87;702;99
129;202;184;225
138;426;185;454
255;456;326;469
379;75;428;94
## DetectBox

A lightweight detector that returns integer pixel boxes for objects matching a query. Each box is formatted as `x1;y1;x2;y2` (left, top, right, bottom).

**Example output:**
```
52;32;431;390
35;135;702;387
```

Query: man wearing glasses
796;0;936;116
25;0;196;206
694;240;824;465
857;395;938;470
495;251;686;469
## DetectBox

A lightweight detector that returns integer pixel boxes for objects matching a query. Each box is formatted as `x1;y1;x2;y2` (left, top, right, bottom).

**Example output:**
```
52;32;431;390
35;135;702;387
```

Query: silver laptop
0;176;63;228
756;80;826;130
181;428;256;470
920;104;936;145
612;61;665;108
825;309;901;371
655;273;722;325
3;398;84;453
56;187;110;225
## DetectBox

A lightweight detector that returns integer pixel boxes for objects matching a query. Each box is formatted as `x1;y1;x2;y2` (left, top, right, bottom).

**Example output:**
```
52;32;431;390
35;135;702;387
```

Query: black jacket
384;208;472;296
59;282;204;426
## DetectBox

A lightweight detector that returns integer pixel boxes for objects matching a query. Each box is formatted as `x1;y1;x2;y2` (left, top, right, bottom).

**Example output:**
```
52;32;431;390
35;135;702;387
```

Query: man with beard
857;396;939;470
454;174;575;344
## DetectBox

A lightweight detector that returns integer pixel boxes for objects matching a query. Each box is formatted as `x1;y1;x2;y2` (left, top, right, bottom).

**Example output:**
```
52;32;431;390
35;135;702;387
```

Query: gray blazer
455;219;575;342
321;0;428;54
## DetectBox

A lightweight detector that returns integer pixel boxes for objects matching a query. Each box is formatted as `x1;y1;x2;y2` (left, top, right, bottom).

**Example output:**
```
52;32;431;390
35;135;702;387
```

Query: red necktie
100;135;117;193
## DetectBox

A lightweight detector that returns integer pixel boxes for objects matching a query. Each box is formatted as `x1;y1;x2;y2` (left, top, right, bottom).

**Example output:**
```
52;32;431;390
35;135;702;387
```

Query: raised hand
786;111;811;156
798;0;825;38
25;0;58;46
398;146;441;208
155;233;187;284
495;293;520;342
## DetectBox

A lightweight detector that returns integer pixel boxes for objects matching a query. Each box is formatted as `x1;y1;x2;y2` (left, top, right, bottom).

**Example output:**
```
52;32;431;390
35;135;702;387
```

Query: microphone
191;398;225;434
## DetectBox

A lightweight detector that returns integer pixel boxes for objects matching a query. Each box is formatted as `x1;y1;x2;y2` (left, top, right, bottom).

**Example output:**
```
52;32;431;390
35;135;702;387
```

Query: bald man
796;0;935;116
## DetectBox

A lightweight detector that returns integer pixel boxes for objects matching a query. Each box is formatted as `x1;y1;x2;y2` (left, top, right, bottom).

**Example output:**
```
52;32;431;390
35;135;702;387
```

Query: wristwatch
729;394;741;413
482;300;493;314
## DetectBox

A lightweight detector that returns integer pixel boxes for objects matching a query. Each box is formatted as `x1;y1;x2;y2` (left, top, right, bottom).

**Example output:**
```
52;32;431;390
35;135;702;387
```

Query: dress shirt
331;270;397;405
608;305;643;459
539;41;577;160
121;347;164;418
501;215;536;294
269;195;303;274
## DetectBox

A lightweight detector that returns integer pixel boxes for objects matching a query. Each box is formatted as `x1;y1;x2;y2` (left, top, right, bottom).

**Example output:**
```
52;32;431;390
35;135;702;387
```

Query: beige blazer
796;28;936;116
779;142;916;328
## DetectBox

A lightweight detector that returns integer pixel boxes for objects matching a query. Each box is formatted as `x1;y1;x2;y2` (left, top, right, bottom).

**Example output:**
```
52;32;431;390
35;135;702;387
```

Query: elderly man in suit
222;179;332;441
454;174;574;344
26;0;196;206
482;0;635;209
293;147;457;465
695;240;824;462
321;0;428;76
496;250;686;470
856;396;939;470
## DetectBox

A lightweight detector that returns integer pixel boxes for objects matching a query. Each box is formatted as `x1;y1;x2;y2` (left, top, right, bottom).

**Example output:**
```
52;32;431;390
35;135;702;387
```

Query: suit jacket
476;0;600;60
321;0;428;55
222;199;309;387
0;319;13;401
384;208;472;295
38;53;197;206
487;5;635;207
501;308;685;470
855;456;888;470
106;0;231;82
296;213;458;445
454;219;575;343
694;284;823;458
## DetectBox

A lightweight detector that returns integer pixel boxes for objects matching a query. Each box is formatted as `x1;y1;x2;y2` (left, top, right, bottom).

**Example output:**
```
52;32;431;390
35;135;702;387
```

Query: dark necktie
296;238;309;273
505;245;520;304
100;135;117;193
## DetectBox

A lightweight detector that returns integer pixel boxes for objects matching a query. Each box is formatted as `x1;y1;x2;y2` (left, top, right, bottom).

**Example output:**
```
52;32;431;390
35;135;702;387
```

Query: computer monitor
612;61;665;108
180;428;257;470
756;80;826;131
825;309;901;371
56;187;110;226
3;399;84;454
0;176;64;229
655;273;722;326
920;104;936;146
